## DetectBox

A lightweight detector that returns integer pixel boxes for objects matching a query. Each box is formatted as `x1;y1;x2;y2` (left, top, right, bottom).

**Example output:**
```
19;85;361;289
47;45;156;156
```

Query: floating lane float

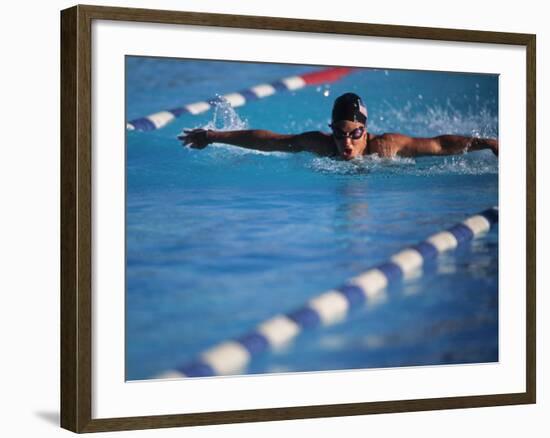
126;67;354;131
155;207;499;379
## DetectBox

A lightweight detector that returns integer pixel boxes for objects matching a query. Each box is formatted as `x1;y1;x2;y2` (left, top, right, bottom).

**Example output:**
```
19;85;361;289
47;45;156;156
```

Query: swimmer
178;93;498;160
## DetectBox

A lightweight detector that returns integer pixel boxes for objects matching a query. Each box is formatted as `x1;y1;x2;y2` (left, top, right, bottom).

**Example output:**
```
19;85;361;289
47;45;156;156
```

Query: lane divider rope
127;67;354;131
154;206;498;379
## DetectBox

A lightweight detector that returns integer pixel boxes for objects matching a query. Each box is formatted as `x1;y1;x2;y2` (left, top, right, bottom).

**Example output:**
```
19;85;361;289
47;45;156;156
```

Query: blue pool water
125;57;499;380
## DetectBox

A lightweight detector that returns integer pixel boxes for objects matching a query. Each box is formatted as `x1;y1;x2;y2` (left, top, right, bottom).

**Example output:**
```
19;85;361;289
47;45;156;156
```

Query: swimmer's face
331;120;367;160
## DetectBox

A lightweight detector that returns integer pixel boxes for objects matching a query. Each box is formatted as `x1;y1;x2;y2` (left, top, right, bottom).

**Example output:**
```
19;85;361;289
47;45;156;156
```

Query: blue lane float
126;67;354;131
154;207;498;379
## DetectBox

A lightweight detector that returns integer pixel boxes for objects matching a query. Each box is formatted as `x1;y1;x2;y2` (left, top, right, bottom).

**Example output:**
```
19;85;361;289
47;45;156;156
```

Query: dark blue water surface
125;57;498;380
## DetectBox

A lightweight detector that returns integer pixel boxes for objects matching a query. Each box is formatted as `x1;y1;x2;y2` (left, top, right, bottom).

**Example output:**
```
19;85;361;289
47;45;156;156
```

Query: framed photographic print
60;4;536;433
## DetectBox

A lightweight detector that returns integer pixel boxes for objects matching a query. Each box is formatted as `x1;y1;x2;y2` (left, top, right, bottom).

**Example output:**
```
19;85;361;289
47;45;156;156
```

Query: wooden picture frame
61;4;536;433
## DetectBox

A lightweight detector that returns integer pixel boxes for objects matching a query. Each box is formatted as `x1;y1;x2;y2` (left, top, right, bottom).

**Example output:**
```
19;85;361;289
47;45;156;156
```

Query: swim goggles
330;125;365;140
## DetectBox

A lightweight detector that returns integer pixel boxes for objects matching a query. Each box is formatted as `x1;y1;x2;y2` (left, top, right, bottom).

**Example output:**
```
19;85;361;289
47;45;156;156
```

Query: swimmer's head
331;93;368;125
330;93;368;160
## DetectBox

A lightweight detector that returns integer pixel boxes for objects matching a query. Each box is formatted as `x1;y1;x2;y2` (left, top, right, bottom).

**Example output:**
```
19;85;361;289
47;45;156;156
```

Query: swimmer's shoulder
368;132;410;157
293;131;336;156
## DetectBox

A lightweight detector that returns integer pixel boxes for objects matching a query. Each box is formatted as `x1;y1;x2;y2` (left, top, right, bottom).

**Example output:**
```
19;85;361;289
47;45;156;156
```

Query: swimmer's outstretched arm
178;129;334;155
383;133;498;157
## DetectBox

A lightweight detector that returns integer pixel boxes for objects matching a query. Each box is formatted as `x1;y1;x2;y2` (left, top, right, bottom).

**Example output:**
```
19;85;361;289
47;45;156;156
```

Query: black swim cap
331;93;368;125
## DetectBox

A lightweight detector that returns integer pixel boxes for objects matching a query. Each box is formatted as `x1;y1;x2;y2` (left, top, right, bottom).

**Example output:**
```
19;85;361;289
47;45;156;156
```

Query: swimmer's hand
490;139;499;157
178;129;211;149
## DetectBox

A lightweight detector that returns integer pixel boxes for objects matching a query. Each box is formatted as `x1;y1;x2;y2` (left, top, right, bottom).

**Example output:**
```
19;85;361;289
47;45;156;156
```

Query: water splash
308;151;497;177
205;95;249;131
309;154;416;176
179;96;273;157
415;154;498;176
369;99;498;140
177;95;249;142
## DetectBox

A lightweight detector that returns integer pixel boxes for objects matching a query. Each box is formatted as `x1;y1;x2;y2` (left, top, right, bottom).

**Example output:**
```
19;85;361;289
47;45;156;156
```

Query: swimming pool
125;57;499;380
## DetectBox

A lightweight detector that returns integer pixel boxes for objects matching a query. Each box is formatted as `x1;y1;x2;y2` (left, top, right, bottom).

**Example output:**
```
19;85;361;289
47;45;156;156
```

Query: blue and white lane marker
126;67;353;131
154;207;498;379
